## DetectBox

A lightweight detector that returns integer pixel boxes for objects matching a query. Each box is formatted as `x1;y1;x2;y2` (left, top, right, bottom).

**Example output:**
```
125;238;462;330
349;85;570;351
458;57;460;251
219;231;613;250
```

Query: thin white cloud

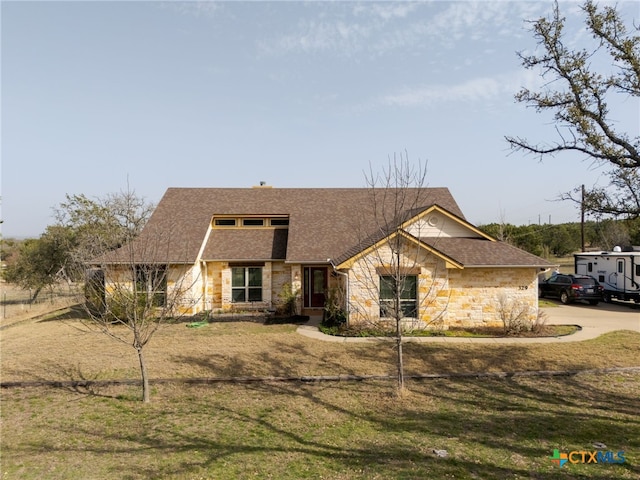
258;1;550;58
380;69;543;108
159;1;224;18
260;18;373;57
257;0;637;65
352;2;420;21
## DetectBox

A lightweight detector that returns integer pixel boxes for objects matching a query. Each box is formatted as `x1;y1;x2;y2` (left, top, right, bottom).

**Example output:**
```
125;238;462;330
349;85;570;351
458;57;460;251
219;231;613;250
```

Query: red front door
304;267;327;308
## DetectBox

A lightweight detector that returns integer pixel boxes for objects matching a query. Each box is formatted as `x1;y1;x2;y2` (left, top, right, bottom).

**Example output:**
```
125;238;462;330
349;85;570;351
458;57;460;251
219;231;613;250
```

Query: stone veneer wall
201;261;293;312
347;242;437;325
270;262;293;311
346;243;539;328
444;267;539;328
204;262;223;310
104;264;203;316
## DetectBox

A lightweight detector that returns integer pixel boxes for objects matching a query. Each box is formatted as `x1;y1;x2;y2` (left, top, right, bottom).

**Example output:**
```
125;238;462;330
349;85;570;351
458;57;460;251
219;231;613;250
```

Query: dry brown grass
2;304;639;479
2;372;639;479
0;282;77;327
2;306;639;386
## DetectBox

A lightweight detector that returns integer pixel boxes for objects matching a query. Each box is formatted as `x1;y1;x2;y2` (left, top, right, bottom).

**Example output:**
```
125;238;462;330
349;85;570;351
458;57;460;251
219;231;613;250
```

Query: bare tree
80;193;200;403
347;154;449;393
506;0;639;218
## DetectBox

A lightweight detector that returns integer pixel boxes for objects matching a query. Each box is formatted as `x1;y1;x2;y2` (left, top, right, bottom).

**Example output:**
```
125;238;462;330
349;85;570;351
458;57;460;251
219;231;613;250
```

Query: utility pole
581;184;585;252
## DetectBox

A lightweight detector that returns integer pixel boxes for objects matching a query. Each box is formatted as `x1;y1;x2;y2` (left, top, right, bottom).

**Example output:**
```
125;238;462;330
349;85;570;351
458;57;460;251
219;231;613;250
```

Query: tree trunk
394;263;405;392
396;318;405;392
136;345;150;403
29;286;43;304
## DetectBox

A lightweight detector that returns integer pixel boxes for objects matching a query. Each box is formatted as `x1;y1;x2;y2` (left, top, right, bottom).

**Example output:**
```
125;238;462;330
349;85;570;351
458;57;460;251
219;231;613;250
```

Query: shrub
277;283;299;316
322;286;347;328
496;294;536;335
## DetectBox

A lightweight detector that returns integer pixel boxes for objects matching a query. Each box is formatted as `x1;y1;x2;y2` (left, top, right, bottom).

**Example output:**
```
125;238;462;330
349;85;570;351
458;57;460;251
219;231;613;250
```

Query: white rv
574;247;640;303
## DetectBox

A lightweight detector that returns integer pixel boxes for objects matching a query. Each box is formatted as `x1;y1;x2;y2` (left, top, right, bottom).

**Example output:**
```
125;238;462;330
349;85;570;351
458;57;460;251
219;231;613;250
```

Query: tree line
1;191;154;302
478;218;640;258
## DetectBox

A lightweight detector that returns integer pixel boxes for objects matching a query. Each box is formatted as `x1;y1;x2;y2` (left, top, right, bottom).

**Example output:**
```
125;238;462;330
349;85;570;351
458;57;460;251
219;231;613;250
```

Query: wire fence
0;282;79;323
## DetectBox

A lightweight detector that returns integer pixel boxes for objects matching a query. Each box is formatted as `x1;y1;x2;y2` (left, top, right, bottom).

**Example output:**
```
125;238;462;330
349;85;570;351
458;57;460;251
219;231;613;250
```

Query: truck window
618;260;624;274
587;262;593;272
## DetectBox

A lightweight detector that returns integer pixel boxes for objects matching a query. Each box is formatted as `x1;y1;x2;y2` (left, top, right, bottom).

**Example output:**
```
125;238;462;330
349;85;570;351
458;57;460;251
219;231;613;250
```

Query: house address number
518;285;529;290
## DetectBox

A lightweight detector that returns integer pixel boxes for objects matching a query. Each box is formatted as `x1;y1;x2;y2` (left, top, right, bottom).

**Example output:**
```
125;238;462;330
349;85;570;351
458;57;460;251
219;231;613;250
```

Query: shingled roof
421;237;552;267
127;187;464;263
99;187;551;269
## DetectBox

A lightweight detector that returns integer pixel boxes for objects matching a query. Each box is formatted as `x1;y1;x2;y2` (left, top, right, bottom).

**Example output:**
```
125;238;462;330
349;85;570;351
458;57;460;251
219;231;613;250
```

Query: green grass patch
538;299;559;307
320;324;579;338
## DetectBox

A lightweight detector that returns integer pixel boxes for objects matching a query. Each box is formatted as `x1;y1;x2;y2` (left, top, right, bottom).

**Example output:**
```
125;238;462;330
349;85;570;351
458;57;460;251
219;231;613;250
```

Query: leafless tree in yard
80;208;201;403
348;154;450;393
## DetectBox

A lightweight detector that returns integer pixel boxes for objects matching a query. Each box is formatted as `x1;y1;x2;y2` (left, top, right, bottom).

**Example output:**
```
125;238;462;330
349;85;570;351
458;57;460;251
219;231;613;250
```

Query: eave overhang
336;229;464;270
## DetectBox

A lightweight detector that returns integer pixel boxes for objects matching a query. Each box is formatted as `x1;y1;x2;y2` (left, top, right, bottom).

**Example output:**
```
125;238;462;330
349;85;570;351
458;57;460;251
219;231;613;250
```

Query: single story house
93;186;553;328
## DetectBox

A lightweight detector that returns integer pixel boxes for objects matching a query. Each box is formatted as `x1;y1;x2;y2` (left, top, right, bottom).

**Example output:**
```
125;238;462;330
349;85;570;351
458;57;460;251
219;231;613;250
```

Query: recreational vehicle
574;247;640;303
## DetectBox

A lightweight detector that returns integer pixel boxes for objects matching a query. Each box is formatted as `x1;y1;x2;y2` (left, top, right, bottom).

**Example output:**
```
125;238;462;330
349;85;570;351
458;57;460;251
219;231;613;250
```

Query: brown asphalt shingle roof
98;187;551;269
203;228;288;261
125;187;464;264
422;237;553;267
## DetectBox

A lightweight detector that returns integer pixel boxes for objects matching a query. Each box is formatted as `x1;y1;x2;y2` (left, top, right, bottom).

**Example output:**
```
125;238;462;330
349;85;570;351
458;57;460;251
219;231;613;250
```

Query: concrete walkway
297;301;640;344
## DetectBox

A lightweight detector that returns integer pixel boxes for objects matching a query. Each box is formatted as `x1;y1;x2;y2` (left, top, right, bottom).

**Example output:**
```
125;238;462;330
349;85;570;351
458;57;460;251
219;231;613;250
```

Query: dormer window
212;216;289;228
215;218;236;226
270;218;289;226
243;219;265;226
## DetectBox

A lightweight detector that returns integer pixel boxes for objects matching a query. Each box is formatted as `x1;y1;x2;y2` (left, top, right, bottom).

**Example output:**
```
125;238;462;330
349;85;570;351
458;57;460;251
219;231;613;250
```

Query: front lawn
2;373;638;479
2;312;639;479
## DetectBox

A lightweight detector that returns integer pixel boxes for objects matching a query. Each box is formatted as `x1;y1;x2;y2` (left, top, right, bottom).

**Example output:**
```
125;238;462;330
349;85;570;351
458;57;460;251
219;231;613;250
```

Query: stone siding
443;267;539;327
103;264;202;316
202;261;293;312
346;243;539;328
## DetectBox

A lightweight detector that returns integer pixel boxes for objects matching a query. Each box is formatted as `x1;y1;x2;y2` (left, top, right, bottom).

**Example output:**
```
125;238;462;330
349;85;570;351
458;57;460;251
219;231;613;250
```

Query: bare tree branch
506;1;639;219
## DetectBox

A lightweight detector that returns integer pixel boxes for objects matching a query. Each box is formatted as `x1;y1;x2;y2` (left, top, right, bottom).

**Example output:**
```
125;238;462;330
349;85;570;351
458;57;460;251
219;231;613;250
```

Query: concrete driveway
297;301;640;344
541;300;640;341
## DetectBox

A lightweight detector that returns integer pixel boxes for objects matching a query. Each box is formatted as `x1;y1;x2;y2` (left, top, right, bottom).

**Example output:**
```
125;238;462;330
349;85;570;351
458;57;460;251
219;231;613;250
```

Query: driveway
541;300;640;340
298;301;639;344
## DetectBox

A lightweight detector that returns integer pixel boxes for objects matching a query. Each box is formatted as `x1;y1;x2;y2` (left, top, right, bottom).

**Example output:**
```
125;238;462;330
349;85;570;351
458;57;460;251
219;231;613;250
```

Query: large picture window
379;275;417;318
232;267;263;302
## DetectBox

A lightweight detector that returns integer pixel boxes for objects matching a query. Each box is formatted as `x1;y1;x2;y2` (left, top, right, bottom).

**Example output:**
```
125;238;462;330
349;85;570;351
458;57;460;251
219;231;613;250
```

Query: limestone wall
444;267;539;328
346;243;540;328
103;263;203;316
202;261;293;312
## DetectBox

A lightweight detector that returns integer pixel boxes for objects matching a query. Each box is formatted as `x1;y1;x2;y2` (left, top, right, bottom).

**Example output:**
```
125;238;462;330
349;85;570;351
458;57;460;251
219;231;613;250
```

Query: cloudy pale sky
2;0;638;238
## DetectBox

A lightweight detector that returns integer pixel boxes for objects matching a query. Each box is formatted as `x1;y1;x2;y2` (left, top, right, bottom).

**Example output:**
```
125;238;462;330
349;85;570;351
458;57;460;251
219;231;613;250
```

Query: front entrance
303;267;327;308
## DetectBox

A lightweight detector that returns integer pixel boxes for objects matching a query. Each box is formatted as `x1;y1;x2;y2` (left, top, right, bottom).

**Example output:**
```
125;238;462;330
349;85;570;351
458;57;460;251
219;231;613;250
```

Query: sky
2;0;639;238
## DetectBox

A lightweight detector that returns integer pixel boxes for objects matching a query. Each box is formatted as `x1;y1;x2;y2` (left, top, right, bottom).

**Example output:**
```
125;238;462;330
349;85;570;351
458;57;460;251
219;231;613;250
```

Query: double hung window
135;265;167;307
379;275;417;318
232;267;263;302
